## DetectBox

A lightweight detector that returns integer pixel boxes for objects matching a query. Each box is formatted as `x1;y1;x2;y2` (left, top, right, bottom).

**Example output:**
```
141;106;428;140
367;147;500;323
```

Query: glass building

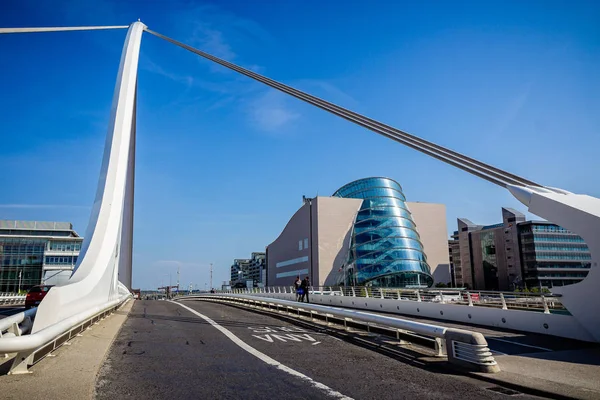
518;222;591;288
0;220;83;292
333;177;433;287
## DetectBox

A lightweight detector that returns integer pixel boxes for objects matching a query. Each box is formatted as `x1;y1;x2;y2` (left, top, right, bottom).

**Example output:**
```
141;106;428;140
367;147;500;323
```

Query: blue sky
0;0;598;290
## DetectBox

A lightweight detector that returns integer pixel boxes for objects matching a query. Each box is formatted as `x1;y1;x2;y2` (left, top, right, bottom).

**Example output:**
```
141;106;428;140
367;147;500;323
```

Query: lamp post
18;269;22;293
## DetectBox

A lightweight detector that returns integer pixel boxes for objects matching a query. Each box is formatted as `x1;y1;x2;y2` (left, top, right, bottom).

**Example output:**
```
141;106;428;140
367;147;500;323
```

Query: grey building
231;252;266;287
450;208;591;290
0;220;83;292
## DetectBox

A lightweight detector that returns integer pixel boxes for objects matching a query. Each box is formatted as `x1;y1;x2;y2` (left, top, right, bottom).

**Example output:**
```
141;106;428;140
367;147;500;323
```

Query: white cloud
248;90;301;132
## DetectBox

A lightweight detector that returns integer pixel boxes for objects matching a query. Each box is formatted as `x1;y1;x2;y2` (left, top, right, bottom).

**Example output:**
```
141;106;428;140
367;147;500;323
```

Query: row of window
530;234;585;243
530;225;571;233
0;245;46;255
1;255;43;266
522;243;589;252
45;256;78;265
333;178;404;198
49;241;82;252
524;253;592;261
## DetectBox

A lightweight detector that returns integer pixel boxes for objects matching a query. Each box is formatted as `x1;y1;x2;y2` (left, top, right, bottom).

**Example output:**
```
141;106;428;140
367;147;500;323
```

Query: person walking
293;276;302;301
300;276;310;303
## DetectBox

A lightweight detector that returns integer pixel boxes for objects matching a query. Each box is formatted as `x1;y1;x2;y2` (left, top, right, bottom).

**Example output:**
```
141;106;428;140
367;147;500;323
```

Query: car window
42;287;51;292
29;287;42;293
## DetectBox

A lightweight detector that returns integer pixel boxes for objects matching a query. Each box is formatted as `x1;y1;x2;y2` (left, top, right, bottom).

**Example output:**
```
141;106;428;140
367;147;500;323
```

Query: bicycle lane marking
249;326;322;345
171;301;352;400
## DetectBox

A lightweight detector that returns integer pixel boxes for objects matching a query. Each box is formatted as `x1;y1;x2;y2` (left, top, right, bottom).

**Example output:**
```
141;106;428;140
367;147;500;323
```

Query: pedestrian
293;276;302;301
301;276;310;303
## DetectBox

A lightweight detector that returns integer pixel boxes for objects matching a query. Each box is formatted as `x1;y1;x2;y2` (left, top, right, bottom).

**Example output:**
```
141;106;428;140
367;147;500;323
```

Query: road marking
172;301;352;399
312;341;321;345
486;337;553;352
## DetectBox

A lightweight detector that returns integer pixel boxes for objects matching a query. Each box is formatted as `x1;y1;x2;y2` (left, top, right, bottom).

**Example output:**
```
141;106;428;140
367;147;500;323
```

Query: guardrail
224;286;566;314
178;294;499;373
0;294;26;307
0;295;131;374
0;308;37;338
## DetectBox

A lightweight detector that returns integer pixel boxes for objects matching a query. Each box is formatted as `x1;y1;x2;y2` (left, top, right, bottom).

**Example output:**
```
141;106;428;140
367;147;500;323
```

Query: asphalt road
95;300;541;399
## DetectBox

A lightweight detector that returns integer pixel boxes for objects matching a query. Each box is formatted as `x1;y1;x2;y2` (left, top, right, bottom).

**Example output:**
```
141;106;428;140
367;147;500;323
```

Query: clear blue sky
0;0;598;290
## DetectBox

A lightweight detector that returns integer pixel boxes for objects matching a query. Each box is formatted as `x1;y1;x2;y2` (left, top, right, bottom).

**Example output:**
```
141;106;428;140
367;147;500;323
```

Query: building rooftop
0;220;81;237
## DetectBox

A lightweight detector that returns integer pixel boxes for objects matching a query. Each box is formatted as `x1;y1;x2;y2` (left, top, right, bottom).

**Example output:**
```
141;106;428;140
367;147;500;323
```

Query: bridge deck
95;299;523;399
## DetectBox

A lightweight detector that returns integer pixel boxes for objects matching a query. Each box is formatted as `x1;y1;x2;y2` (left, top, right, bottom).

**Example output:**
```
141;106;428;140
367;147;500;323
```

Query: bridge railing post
542;295;550;314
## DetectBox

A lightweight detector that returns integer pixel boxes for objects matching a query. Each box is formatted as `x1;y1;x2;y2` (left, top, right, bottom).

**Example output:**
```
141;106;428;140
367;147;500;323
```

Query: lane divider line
170;301;353;400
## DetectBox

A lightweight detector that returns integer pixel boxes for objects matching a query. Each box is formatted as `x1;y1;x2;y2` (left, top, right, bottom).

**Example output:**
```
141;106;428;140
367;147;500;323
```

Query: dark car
25;285;54;309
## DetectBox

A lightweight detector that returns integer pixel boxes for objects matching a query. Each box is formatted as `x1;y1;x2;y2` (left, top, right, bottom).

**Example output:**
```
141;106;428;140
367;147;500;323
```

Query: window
304;238;309;249
298;240;303;251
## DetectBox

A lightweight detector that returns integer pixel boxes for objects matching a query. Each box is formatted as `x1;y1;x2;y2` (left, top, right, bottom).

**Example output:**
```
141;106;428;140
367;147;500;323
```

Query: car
25;285;54;309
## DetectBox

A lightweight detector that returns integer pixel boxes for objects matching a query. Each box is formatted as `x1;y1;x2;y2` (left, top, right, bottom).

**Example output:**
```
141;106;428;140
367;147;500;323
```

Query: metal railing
0;293;26;306
178;294;499;373
221;286;566;314
0;295;131;374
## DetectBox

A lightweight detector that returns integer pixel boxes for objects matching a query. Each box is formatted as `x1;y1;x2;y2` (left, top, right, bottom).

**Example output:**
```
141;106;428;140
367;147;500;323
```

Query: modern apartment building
0;220;84;292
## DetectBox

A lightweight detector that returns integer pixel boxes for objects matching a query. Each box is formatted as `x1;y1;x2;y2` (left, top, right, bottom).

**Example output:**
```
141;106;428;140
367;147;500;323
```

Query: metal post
466;291;473;306
542;295;550;314
500;293;507;310
351;287;356;297
416;290;422;302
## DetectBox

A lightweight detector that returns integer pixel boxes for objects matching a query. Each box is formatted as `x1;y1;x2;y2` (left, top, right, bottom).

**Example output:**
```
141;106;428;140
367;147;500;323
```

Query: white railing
0;294;131;374
0;308;37;338
0;293;26;306
219;286;565;314
178;293;499;373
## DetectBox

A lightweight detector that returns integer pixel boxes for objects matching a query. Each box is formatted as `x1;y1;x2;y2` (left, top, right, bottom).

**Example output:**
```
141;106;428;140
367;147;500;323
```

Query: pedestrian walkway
0;299;134;400
474;348;600;400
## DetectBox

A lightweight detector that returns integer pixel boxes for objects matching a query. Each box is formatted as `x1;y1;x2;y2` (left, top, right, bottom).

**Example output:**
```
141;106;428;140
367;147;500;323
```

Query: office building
450;208;591;290
518;222;591;288
231;252;266;287
0;220;84;292
266;177;450;288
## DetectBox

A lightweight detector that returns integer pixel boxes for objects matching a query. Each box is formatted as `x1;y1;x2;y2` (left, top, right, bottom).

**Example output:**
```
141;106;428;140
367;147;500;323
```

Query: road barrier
178;294;499;373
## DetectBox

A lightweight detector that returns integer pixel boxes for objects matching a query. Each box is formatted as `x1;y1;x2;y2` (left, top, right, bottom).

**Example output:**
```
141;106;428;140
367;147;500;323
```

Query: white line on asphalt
487;337;553;352
171;301;353;400
312;341;321;345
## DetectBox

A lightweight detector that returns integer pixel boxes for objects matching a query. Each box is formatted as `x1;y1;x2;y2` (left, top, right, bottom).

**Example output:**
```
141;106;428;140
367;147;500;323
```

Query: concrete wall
407;202;451;285
314;197;363;286
266;202;313;287
266;197;362;287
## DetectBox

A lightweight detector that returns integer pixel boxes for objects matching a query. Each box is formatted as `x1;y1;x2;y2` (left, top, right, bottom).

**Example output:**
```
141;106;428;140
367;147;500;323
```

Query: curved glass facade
333;177;433;288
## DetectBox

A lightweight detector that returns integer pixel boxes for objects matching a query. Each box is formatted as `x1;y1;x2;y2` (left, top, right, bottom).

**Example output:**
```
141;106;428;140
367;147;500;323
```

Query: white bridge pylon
25;22;144;332
1;21;598;341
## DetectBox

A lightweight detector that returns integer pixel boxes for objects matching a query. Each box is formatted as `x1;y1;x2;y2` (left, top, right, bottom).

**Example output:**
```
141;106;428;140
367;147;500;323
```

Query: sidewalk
469;348;600;400
0;299;134;400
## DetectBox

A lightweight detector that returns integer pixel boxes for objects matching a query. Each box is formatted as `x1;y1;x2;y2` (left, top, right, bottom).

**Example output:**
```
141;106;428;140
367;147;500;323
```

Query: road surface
95;299;541;399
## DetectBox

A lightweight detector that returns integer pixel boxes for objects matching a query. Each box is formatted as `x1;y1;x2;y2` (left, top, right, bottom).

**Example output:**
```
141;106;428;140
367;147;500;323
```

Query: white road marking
172;301;353;400
312;341;322;345
487;337;553;352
